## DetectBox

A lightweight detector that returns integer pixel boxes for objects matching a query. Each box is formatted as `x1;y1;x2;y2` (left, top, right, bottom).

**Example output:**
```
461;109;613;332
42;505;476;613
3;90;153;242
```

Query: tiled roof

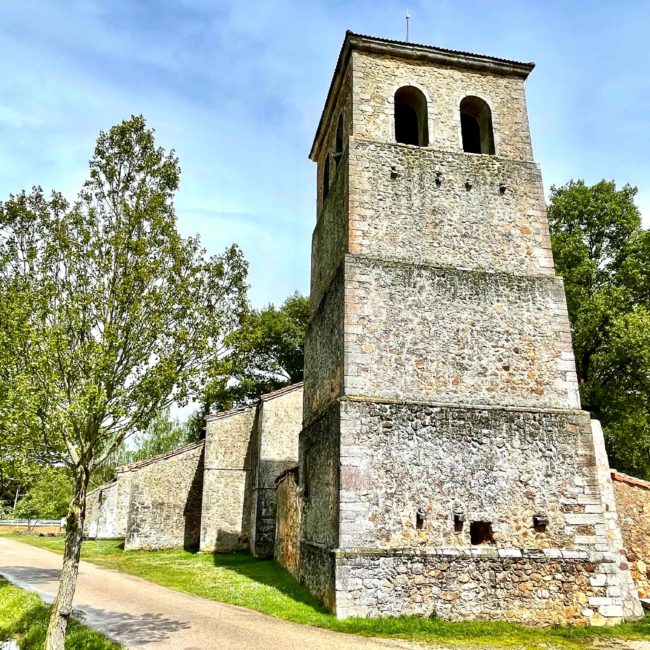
611;470;650;491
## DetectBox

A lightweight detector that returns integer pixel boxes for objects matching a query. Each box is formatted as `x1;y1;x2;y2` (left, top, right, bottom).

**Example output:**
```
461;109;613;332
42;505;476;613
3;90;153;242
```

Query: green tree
548;179;650;478
188;293;309;437
13;467;73;519
91;408;194;487
0;115;248;649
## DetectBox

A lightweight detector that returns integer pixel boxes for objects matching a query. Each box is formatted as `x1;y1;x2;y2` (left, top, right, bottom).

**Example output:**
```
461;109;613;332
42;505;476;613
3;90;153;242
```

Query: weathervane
405;9;410;42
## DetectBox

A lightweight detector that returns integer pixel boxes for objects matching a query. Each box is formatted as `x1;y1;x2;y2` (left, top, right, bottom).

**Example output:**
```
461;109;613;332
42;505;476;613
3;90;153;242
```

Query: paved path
1;538;648;650
0;537;431;650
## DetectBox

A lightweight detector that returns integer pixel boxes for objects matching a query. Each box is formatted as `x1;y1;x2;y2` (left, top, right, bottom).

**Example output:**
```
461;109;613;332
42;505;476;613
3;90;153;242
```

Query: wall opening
460;96;495;155
470;521;494;545
415;509;425;530
322;155;330;202
454;513;465;533
334;114;344;166
533;514;548;533
394;86;429;146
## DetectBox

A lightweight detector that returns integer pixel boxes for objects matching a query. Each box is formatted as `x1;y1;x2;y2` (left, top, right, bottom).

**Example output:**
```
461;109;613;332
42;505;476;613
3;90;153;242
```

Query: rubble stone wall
342;255;580;411
84;470;133;539
200;407;255;552
613;472;650;599
249;385;302;557
125;442;204;551
348;141;554;276
337;400;607;551
335;548;626;625
275;468;301;578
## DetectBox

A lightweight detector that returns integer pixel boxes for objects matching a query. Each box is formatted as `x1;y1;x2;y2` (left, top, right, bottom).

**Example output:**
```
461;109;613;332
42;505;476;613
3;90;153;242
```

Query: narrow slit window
394;86;429;146
460;96;495;155
322;155;330;201
334;114;344;166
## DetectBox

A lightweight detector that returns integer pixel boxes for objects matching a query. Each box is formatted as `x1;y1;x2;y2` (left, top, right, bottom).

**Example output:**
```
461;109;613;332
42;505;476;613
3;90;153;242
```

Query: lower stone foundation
334;547;643;625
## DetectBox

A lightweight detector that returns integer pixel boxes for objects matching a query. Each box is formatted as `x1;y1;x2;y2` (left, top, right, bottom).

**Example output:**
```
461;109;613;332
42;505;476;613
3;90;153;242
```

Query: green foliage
548;179;650;478
0;578;121;649
0;115;248;644
12;537;650;649
227;292;309;400
91;408;194;486
0;113;248;475
12;467;73;519
189;292;309;436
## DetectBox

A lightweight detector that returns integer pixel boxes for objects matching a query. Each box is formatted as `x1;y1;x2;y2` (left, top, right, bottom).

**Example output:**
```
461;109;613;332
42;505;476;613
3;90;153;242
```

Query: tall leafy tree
188;292;309;437
548;180;650;479
13;466;73;519
0;115;248;649
91;407;194;487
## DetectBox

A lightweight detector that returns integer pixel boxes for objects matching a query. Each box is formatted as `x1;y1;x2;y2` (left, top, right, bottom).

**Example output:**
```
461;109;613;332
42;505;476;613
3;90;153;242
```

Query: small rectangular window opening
415;509;425;530
470;521;494;545
454;513;464;533
533;514;548;533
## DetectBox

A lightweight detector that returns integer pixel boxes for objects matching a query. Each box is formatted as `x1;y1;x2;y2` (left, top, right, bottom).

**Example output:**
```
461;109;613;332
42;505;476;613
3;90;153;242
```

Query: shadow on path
77;604;191;645
0;565;60;584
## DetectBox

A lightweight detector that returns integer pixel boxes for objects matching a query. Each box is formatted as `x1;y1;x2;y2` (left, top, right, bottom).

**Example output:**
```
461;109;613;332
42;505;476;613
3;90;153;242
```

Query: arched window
460;96;495;155
394;86;429;146
322;155;330;201
334;114;344;166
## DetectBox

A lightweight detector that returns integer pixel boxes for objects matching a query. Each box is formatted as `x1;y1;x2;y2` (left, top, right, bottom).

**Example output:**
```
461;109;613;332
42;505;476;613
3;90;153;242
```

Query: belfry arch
460;95;495;154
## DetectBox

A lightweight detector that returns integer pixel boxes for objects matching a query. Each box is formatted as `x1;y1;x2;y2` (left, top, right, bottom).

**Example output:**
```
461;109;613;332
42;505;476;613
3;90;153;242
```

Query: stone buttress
299;31;642;625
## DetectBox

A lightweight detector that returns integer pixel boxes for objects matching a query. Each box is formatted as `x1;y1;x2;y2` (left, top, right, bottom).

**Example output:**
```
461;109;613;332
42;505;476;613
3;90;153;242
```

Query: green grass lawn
0;577;121;649
6;534;650;649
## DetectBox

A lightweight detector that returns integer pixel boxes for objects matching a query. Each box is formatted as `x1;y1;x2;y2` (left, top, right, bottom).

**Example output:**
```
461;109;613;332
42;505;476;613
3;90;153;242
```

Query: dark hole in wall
470;520;494;545
454;513;464;533
394;86;428;146
334;114;344;165
415;509;425;530
533;514;548;533
395;104;420;146
460;96;495;155
461;113;482;153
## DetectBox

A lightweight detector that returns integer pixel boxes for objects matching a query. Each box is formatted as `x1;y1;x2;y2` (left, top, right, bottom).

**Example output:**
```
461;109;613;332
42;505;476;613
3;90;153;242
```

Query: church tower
300;32;642;625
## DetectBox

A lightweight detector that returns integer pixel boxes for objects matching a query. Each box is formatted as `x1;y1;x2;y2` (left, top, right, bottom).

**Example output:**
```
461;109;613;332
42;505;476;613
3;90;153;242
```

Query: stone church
85;31;649;626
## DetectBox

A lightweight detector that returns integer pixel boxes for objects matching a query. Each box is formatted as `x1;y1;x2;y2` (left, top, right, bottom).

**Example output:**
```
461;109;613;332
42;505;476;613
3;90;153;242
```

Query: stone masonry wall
338;400;609;551
200;406;255;552
84;481;116;539
304;266;345;422
299;403;340;605
125;441;204;551
84;470;133;539
351;49;534;161
343;255;580;411
310;148;348;312
348;142;554;276
249;384;302;557
613;471;650;599
275;467;301;579
335;549;626;625
317;62;352;211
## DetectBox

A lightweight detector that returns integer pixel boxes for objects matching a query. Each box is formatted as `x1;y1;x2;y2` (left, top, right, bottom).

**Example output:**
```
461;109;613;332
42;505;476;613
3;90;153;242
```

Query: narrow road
0;537;428;650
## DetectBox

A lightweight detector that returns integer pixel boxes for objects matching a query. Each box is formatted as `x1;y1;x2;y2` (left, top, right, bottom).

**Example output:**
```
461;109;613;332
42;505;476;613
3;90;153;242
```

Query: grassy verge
7;534;650;649
0;577;121;649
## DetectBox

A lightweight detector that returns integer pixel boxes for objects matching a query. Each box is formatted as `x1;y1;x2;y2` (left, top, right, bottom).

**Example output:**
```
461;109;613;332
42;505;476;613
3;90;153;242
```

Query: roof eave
309;31;535;161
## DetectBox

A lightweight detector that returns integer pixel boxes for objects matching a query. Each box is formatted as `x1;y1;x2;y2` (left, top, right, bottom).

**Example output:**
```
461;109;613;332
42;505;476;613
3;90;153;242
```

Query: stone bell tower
299;31;642;625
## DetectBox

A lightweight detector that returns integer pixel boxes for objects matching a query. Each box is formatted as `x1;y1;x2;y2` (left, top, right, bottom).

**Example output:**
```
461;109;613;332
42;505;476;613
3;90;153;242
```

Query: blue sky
1;0;648;307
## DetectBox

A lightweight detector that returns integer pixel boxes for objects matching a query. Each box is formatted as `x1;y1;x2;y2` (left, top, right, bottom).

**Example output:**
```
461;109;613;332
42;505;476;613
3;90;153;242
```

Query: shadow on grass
210;551;650;649
211;551;329;614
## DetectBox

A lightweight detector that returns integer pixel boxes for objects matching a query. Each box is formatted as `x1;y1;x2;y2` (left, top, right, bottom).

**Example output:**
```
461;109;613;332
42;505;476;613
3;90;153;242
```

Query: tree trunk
44;465;90;650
